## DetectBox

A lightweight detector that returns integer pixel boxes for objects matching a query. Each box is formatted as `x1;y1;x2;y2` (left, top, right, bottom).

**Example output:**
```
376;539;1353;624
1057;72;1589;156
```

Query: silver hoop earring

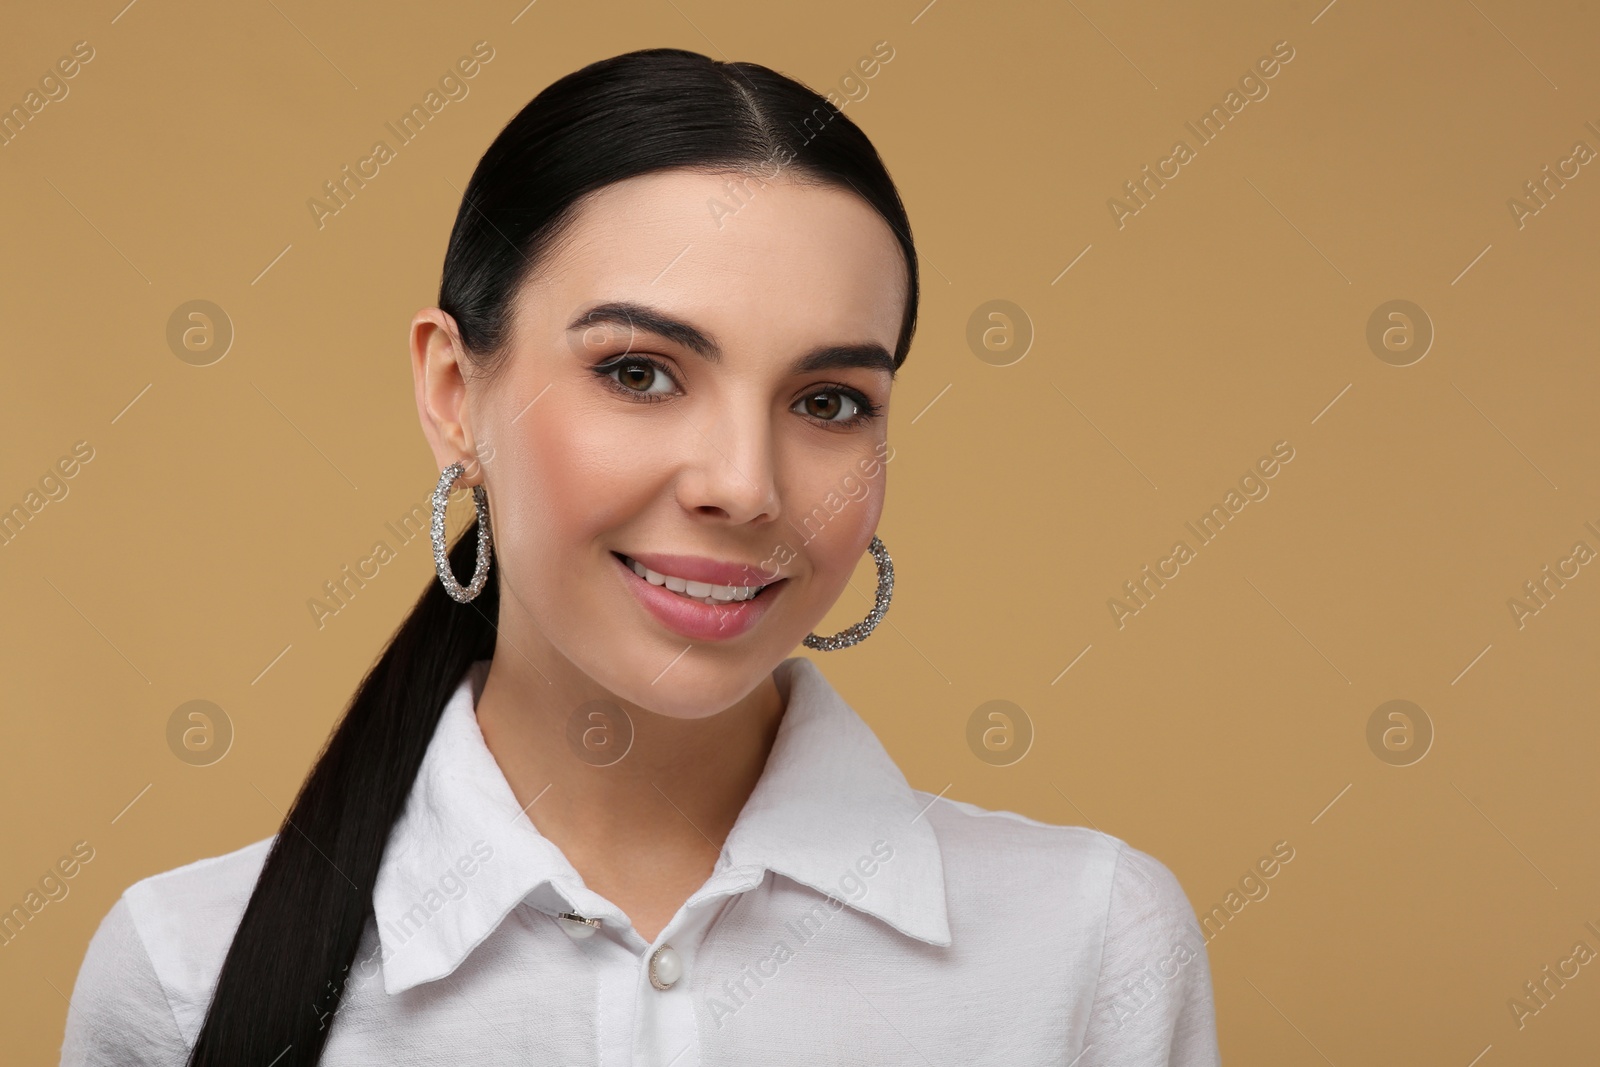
430;461;493;603
804;535;894;651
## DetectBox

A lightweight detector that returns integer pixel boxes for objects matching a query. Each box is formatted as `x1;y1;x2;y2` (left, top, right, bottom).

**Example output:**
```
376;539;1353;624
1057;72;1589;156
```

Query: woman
61;47;1219;1066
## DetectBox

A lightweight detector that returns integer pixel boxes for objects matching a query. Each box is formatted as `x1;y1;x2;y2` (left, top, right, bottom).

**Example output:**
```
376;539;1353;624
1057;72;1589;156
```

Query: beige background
3;0;1598;1061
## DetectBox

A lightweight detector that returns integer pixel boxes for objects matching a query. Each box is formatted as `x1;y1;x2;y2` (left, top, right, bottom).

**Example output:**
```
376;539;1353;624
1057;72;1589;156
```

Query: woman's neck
470;646;786;934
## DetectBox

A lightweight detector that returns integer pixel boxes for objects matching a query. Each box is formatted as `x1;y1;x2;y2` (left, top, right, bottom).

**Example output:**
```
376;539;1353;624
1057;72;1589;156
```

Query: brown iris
616;362;656;391
800;391;843;420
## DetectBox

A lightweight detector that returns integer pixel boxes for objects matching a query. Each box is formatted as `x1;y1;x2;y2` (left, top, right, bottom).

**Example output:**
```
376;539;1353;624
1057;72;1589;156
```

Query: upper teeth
625;556;767;603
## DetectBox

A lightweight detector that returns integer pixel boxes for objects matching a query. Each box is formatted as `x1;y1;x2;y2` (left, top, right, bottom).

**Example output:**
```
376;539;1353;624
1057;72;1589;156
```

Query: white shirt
61;655;1221;1066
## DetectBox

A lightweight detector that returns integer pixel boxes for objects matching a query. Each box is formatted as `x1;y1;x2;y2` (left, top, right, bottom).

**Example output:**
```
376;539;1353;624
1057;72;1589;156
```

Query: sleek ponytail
186;46;920;1066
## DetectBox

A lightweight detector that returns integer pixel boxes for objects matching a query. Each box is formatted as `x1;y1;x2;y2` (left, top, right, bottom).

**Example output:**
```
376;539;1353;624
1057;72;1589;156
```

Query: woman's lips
612;551;784;642
620;550;777;589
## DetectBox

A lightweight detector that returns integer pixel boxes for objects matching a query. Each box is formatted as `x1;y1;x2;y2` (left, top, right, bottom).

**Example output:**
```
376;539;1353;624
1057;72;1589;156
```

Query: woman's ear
410;308;483;485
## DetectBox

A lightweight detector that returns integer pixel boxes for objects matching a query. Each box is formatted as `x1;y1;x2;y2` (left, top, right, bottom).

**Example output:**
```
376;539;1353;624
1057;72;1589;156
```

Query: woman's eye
595;358;877;427
600;357;676;397
795;390;857;422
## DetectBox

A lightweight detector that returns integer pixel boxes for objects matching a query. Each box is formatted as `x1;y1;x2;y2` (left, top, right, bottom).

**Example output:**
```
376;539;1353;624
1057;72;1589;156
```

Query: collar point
905;914;953;949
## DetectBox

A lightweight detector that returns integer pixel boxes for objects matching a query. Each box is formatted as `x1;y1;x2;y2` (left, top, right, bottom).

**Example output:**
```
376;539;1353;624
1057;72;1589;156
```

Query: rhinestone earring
804;535;894;651
431;461;493;603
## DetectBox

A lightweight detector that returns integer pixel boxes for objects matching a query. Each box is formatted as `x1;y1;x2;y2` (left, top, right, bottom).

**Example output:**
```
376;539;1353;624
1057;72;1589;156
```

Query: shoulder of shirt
911;788;1200;932
119;832;276;934
111;835;277;1045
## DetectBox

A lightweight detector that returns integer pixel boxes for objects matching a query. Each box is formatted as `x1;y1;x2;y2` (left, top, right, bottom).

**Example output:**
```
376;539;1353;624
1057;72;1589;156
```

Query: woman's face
414;167;907;719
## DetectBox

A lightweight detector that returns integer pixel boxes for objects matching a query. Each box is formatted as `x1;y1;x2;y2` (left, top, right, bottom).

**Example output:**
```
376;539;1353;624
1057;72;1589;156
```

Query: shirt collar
371;656;951;995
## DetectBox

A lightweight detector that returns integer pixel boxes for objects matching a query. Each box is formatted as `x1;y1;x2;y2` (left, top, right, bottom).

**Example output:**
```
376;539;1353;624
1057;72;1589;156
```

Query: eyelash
590;355;882;429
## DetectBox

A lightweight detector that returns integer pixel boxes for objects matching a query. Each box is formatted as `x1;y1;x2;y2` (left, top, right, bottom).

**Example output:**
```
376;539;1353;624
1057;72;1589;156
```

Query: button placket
635;908;716;1067
632;883;756;1065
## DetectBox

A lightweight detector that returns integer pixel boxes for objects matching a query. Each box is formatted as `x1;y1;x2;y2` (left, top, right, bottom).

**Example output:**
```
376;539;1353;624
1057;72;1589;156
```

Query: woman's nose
674;410;779;525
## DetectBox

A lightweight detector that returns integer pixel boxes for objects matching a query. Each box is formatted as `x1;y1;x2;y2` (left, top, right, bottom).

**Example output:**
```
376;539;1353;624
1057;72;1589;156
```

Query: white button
649;943;682;990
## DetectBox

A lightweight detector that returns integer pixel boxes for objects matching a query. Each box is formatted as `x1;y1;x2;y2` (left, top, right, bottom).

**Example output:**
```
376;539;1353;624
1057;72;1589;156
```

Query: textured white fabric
61;655;1220;1066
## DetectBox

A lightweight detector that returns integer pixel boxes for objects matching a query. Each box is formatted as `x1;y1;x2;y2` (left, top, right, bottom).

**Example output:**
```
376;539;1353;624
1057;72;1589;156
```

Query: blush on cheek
519;402;660;551
785;467;883;587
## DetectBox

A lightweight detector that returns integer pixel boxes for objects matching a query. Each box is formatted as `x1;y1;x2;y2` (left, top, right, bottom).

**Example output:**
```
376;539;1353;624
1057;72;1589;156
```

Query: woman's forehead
517;169;906;357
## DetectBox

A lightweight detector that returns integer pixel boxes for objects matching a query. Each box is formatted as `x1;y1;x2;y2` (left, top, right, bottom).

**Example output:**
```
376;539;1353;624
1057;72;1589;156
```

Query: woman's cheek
524;402;668;539
787;459;883;581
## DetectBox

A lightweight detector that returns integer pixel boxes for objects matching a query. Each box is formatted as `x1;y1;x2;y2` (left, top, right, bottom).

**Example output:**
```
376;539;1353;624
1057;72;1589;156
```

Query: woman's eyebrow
567;300;896;379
